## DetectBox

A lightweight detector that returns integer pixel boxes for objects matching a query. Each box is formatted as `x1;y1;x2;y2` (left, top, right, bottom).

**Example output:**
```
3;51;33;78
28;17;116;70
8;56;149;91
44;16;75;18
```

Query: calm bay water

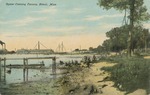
0;54;83;84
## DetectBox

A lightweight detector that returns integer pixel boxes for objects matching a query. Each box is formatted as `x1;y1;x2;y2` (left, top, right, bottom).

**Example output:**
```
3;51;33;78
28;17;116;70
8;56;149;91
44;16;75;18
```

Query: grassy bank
101;56;150;94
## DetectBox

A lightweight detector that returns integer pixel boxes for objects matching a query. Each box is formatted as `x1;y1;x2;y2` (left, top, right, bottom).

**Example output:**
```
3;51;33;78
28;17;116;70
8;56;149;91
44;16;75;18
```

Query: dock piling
23;58;26;69
4;58;6;83
0;58;1;82
52;57;56;75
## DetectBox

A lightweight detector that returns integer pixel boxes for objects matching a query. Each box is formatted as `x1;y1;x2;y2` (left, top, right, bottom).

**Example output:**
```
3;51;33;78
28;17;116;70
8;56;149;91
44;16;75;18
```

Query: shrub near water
101;57;150;94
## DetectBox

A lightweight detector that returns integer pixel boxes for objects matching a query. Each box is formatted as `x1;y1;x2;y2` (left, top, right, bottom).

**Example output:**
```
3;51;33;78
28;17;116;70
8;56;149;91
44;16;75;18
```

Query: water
0;54;83;84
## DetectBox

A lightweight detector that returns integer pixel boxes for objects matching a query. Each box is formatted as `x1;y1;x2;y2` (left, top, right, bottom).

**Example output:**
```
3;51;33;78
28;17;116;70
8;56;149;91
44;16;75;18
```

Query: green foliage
98;0;150;24
98;0;150;57
95;24;150;53
105;26;128;52
98;0;129;10
132;25;149;49
101;57;150;94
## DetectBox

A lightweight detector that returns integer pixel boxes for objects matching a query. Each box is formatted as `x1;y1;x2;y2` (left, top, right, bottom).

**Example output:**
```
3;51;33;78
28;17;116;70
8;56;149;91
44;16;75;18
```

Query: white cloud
0;29;34;37
35;26;85;33
96;23;121;32
68;8;84;14
32;7;57;14
0;16;47;26
14;16;47;26
85;14;124;21
100;23;120;29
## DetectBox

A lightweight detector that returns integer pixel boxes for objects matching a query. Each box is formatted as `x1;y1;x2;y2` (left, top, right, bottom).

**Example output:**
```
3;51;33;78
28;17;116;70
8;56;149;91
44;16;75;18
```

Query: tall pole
80;45;81;53
38;41;40;50
58;44;60;52
4;44;6;50
62;42;63;52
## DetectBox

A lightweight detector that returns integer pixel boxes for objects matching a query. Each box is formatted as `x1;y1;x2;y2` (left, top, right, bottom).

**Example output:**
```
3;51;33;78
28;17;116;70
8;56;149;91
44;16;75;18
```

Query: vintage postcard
0;0;150;95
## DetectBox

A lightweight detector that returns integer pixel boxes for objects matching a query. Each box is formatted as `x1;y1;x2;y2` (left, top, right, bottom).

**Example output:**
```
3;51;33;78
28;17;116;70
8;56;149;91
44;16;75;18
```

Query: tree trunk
145;40;147;52
144;29;149;52
127;30;132;57
127;0;135;57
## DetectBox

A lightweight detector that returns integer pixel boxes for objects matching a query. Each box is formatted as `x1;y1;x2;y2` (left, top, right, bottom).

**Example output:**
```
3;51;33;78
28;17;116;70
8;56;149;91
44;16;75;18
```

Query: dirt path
85;62;125;95
85;62;147;95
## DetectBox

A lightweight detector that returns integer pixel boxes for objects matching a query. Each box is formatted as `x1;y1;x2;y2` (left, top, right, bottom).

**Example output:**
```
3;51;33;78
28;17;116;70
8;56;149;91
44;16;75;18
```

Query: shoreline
54;61;147;95
56;62;126;95
0;60;148;95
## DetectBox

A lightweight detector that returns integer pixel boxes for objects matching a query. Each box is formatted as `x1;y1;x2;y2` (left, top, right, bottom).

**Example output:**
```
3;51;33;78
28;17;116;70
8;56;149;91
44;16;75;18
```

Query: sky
0;0;150;51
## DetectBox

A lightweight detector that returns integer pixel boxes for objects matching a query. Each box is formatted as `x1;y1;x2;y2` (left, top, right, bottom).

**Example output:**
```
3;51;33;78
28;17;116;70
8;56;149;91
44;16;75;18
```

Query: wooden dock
5;63;45;68
0;57;56;68
0;56;57;83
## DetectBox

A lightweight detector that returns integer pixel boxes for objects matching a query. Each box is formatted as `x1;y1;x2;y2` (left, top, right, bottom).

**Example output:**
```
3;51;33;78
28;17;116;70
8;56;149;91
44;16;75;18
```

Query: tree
74;48;80;51
98;0;150;57
131;26;149;52
105;26;128;52
142;29;149;52
89;47;94;51
96;45;105;54
102;40;111;51
99;25;149;54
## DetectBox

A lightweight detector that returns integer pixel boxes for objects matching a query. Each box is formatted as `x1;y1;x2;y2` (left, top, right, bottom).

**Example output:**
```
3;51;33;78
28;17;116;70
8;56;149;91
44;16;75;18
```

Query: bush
101;57;150;94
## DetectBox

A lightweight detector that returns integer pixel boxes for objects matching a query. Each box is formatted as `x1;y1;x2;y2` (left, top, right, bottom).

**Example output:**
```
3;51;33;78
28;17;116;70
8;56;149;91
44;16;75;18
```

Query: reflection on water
4;67;58;84
0;62;6;86
23;68;28;82
0;54;83;85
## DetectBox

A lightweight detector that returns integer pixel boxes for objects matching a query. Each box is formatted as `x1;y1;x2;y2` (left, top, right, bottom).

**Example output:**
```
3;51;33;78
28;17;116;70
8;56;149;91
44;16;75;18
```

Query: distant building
72;49;93;54
0;40;6;50
29;49;54;54
16;49;30;54
16;49;54;54
0;49;8;54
